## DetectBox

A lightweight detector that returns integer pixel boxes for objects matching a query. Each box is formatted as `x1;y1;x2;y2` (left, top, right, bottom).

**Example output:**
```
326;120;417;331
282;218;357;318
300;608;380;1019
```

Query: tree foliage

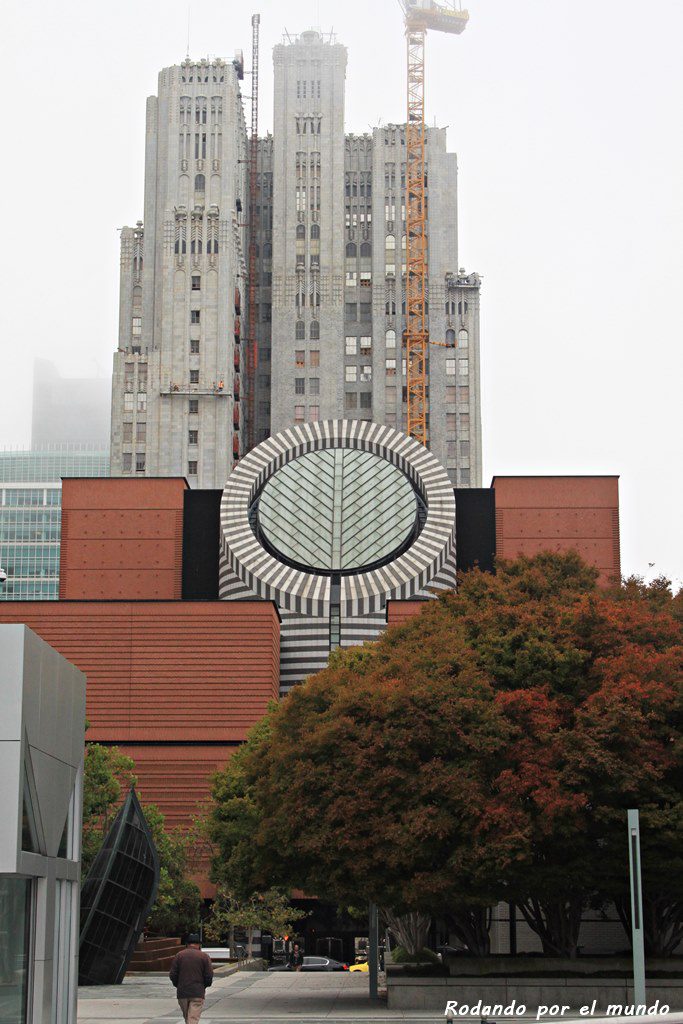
204;887;305;956
208;553;682;958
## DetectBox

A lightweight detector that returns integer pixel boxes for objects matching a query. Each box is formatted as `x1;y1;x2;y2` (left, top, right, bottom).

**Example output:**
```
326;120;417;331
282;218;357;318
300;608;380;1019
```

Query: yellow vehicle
349;961;369;973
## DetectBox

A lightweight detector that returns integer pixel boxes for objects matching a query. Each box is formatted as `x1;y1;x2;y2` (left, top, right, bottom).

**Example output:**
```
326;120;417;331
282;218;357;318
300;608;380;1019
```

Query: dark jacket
169;947;214;999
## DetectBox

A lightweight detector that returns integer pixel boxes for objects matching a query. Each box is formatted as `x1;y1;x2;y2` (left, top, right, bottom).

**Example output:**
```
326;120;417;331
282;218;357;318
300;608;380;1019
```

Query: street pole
627;809;646;1008
368;902;379;1000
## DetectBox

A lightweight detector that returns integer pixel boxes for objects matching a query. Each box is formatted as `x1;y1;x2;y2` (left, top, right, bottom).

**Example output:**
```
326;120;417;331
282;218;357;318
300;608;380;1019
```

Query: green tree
204;887;304;957
207;553;682;958
82;741;136;877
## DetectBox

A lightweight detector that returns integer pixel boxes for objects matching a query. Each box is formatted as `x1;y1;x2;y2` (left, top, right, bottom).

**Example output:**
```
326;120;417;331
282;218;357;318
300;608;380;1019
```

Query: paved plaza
77;970;683;1024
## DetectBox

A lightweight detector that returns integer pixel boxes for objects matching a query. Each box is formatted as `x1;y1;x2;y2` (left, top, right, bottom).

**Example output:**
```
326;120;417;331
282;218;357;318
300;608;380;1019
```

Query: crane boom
403;0;468;447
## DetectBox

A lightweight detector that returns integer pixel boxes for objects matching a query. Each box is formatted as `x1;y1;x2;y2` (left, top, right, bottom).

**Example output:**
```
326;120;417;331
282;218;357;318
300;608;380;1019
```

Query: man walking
169;933;213;1023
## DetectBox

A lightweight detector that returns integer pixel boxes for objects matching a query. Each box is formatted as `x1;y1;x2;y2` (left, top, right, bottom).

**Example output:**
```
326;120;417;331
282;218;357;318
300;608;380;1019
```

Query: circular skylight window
257;447;417;573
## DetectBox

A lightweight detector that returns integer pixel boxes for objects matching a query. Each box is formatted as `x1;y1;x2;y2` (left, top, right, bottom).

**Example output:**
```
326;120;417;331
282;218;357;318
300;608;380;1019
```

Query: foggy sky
1;0;681;586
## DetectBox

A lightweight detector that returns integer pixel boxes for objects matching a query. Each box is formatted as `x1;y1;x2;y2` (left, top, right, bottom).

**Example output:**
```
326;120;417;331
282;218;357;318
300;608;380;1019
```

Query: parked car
349;961;369;973
301;956;348;972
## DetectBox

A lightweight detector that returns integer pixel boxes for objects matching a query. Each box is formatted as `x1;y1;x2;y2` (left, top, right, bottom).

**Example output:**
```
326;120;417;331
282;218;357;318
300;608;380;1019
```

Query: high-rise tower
266;32;482;486
111;57;249;488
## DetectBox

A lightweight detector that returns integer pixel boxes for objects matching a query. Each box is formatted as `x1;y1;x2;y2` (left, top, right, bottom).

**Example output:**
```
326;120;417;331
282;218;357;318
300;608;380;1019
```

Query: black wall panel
453;488;496;574
182;489;222;599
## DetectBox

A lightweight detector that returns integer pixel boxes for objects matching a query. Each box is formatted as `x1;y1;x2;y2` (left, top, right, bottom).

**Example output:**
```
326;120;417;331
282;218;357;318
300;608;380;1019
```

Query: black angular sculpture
79;787;160;985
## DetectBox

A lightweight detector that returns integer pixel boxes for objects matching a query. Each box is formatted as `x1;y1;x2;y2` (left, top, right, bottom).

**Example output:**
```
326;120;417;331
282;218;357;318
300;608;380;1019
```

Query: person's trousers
177;997;205;1023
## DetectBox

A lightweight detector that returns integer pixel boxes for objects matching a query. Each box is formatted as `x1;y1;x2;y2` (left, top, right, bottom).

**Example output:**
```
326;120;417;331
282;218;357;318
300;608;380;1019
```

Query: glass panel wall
0;877;32;1024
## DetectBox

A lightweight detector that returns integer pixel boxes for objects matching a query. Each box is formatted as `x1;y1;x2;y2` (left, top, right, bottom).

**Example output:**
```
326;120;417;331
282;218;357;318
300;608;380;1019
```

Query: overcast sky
1;0;681;586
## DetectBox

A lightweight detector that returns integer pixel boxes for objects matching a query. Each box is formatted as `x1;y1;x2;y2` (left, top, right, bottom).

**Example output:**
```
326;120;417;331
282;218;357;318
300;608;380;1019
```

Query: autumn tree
208;552;682;958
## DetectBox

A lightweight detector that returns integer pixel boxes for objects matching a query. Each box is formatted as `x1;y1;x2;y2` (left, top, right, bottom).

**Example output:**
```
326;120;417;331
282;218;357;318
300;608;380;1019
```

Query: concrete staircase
128;937;182;972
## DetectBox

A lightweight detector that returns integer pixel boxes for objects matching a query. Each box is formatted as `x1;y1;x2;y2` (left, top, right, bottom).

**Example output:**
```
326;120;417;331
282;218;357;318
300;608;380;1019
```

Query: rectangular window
190;370;199;384
459;358;469;376
360;303;371;319
460;412;470;431
310;377;320;395
295;378;305;395
460;468;471;486
345;366;357;382
132;316;142;336
458;386;469;404
136;421;146;443
447;441;457;460
190;339;200;353
345;303;357;319
123;422;133;443
446;358;456;376
345;337;357;355
123;453;132;472
446;386;457;404
135;453;146;473
309;405;320;422
344;392;357;409
360;392;372;409
124;393;134;412
191;275;201;290
310;350;320;367
189;399;199;413
190;310;200;324
360;365;372;382
188;460;198;475
447;413;457;432
460;440;470;458
295;350;305;367
360;336;372;354
386;359;396;377
294;405;305;424
137;393;147;411
189;430;199;445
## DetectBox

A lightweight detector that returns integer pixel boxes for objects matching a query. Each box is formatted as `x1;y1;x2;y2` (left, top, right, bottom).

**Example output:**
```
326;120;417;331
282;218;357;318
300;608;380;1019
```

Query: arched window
263;241;272;257
386;234;396;250
295;320;305;340
311;224;320;240
310;320;320;340
446;329;456;347
195;173;205;191
360;242;371;258
345;242;357;258
458;329;469;348
386;329;396;349
296;224;305;239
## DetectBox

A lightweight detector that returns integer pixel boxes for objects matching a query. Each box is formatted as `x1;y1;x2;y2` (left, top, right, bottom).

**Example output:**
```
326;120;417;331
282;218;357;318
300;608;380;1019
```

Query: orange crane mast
400;0;468;447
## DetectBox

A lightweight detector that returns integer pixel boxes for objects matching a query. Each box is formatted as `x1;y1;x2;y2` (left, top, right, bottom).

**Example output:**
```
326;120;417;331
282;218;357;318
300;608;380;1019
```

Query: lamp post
368;902;379;1000
627;809;646;1008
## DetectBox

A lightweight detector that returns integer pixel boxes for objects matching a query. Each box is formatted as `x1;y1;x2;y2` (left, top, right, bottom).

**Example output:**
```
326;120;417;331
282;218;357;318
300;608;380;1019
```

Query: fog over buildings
1;0;681;586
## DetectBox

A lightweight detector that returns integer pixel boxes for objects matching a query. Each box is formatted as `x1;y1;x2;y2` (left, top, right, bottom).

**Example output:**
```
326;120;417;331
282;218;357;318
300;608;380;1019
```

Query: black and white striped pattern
219;420;456;618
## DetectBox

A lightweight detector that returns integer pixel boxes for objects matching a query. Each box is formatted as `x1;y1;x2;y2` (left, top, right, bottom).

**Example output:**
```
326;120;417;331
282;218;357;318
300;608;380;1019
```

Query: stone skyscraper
112;32;482;489
111;57;248;487
264;30;482;486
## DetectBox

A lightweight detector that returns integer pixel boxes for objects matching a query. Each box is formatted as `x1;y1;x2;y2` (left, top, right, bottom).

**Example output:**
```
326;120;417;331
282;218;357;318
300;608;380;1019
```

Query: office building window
295;350;305;367
360;365;372;382
123;453;132;472
123;422;133;443
386;358;396;377
189;399;199;413
458;386;469;404
385;386;396;405
460;412;470;430
310;350;320;367
446;358;456;376
386;329;396;348
190;339;200;353
345;303;357;319
446;328;456;347
460;440;470;458
360;336;372;354
360;392;372;409
446;386;457;404
459;358;469;376
447;413;456;432
190;370;199;383
191;275;201;290
345;337;357;355
345;366;357;382
460;468;471;486
132;316;141;336
124;393;134;411
135;453;146;473
137;393;147;412
294;405;305;424
189;430;198;445
458;329;469;348
136;422;146;443
360;303;371;319
295;378;305;395
188;460;198;475
190;310;200;324
310;377;320;395
310;320;320;339
309;405;320;422
344;392;357;409
295;320;305;340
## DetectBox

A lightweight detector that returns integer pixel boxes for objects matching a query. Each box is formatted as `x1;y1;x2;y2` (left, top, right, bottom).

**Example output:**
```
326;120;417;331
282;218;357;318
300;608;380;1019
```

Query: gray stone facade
111;58;248;488
111;35;482;488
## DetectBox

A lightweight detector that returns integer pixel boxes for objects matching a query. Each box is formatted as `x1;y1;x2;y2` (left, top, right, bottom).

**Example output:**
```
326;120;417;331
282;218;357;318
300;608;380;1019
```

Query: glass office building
0;446;109;600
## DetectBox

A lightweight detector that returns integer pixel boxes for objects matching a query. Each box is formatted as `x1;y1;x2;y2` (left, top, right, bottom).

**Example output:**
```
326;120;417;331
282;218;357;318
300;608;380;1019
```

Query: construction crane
246;13;260;453
399;0;468;447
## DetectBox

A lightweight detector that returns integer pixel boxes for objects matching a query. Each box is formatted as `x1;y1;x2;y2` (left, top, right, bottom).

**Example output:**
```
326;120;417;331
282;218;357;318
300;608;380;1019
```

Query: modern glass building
0;446;109;601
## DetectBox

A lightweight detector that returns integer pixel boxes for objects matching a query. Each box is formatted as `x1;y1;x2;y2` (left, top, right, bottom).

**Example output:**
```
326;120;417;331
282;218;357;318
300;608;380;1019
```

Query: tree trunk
618;893;683;957
445;906;492;955
381;909;431;957
518;896;583;958
247;926;254;958
229;924;235;957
